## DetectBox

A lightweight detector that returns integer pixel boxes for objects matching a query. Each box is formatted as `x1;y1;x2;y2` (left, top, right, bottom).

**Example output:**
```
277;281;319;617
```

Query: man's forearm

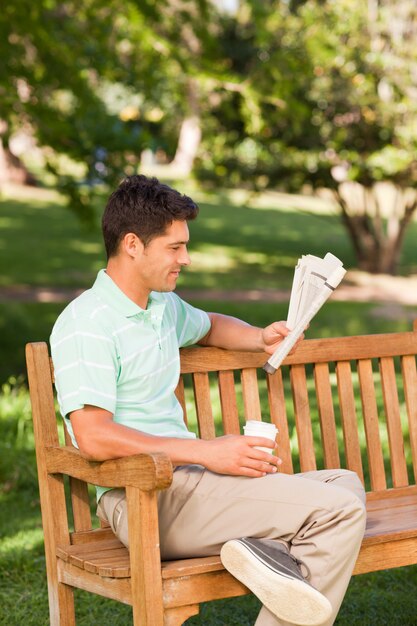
70;407;281;478
73;414;207;463
87;426;280;478
199;312;264;351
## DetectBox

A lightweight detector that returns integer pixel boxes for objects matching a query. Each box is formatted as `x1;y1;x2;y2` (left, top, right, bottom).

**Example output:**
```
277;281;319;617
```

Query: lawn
1;182;417;293
1;184;417;625
1;182;416;382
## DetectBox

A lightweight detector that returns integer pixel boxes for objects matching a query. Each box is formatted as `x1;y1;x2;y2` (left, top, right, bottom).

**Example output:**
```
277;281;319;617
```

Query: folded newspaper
263;253;346;374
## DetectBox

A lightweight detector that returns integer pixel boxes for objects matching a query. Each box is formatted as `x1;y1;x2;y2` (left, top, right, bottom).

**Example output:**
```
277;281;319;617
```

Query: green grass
0;191;105;289
1;183;415;384
0;302;65;384
1;185;417;291
1;185;417;624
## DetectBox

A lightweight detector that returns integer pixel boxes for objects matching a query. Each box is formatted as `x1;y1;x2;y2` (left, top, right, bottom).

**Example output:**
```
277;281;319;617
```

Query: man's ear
122;233;144;258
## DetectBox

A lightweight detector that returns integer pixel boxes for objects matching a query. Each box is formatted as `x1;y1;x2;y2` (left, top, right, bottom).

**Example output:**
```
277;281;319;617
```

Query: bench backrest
176;321;417;493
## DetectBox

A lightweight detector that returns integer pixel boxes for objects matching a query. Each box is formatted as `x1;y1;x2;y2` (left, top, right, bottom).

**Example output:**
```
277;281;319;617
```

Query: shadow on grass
335;566;417;625
2;190;417;294
0;193;352;291
0;488;42;540
0;196;104;289
185;200;356;290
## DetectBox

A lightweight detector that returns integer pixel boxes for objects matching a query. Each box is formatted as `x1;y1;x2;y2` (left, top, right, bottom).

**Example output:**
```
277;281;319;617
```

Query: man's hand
199;435;282;478
260;320;305;355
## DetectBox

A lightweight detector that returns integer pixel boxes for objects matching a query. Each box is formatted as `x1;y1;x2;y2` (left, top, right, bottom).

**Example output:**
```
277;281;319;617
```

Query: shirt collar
92;269;166;321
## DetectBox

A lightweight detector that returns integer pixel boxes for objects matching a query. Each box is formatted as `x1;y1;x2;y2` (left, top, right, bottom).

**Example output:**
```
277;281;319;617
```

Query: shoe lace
290;553;312;581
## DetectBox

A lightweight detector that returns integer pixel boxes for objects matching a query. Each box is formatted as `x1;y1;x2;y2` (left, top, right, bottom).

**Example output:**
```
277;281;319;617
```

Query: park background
1;0;417;624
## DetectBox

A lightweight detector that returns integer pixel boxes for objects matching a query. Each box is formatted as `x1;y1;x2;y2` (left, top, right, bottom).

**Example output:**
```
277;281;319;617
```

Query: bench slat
289;333;417;365
336;361;364;484
266;370;293;474
162;555;224;578
314;362;340;469
290;365;316;471
241;368;262;421
402;355;417;484
192;372;216;440
357;359;387;491
70;527;115;545
64;426;93;533
366;485;417;505
179;332;417;373
84;551;131;576
380;357;409;487
218;370;240;435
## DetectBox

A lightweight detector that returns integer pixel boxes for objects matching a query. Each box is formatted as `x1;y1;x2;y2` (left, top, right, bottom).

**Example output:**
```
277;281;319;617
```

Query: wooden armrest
45;446;173;491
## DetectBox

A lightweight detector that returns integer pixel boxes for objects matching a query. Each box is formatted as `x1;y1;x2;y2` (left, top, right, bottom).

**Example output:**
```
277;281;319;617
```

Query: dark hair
102;175;199;258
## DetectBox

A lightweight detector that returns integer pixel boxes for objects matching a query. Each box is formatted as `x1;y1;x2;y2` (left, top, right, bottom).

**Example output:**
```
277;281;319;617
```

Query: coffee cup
243;420;278;454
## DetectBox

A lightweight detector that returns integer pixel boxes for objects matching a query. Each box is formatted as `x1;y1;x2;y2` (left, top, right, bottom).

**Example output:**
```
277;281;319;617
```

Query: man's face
138;219;191;293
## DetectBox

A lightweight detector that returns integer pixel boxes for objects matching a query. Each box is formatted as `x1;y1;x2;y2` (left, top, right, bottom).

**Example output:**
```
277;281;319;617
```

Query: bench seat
56;484;417;589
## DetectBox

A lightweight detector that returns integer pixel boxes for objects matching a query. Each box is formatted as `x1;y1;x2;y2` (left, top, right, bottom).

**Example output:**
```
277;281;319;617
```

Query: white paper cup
243;420;278;454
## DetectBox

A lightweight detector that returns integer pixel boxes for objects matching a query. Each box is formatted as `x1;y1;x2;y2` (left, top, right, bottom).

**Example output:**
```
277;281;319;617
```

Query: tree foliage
0;0;228;215
196;0;417;186
0;0;153;219
195;0;417;273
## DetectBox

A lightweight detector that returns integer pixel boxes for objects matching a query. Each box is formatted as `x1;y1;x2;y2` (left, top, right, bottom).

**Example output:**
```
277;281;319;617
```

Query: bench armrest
45;445;173;491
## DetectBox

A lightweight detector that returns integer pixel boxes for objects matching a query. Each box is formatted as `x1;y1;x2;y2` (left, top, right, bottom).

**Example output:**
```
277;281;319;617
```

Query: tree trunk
169;78;201;176
335;182;417;275
0;137;37;186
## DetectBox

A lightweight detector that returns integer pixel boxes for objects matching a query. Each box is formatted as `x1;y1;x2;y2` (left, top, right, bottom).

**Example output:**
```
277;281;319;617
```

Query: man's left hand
261;321;304;355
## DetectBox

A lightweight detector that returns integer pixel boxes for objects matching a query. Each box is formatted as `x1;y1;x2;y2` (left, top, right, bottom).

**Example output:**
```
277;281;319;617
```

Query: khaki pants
97;467;366;626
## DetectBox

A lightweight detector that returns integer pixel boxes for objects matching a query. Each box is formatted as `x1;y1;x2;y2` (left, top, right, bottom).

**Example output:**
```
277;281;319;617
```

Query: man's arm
70;405;281;478
69;313;303;477
198;312;298;355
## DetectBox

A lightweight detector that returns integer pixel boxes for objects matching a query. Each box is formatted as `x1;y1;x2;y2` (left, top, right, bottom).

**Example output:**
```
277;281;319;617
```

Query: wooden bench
26;320;417;625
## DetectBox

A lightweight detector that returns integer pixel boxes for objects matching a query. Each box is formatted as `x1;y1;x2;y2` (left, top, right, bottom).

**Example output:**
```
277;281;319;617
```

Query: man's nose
179;249;191;266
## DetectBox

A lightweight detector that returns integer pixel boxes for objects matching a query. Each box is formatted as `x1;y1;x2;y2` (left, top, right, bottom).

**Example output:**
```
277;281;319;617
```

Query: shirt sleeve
50;316;119;418
165;293;211;348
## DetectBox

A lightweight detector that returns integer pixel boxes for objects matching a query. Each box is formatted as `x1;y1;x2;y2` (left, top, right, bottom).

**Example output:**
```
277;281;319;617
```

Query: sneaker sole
220;540;333;626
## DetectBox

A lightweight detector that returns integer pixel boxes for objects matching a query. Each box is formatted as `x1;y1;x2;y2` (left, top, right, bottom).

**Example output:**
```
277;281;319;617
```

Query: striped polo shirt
50;269;211;500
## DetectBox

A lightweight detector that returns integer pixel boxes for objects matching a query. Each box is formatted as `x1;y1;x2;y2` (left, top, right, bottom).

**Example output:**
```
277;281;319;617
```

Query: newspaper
263;253;346;374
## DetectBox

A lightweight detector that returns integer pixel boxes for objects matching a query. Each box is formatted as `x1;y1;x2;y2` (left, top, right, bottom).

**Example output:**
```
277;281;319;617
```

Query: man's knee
328;468;367;507
335;471;367;536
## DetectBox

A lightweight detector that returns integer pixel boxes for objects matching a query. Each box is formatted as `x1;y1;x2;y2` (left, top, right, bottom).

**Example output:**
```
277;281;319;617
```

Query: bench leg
164;605;200;626
49;581;76;626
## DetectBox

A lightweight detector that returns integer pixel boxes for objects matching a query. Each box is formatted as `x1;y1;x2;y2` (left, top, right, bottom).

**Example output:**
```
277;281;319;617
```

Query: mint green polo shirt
50;269;211;500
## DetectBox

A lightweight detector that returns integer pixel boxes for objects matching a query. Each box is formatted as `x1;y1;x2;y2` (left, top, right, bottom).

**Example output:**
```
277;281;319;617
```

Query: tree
195;0;417;274
124;0;237;174
0;0;230;210
0;0;151;219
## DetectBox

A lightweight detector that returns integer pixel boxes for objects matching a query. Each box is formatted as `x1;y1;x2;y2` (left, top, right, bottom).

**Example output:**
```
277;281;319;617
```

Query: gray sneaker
220;538;332;626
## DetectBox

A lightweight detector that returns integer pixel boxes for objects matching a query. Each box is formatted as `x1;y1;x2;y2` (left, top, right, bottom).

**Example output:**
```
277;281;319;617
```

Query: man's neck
105;261;150;310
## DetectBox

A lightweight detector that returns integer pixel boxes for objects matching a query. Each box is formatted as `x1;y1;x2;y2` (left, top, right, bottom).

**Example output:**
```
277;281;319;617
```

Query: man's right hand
198;435;282;478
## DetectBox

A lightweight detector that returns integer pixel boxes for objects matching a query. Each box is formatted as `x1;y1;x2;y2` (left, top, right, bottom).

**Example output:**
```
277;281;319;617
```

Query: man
51;175;366;626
